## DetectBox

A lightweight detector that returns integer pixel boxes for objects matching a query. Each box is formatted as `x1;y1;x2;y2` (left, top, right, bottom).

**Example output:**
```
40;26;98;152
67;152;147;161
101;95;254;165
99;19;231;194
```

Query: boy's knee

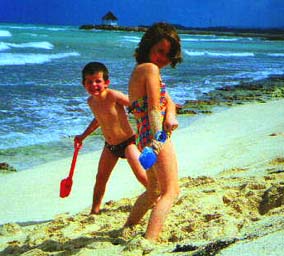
95;172;107;185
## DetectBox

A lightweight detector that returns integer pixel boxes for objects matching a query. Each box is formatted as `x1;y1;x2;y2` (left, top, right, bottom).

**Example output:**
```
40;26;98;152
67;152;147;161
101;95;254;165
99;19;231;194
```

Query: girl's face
149;39;172;68
83;72;109;96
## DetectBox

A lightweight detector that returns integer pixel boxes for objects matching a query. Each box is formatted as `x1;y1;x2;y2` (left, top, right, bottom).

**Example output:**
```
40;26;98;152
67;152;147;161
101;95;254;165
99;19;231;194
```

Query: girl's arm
163;92;179;132
145;64;163;135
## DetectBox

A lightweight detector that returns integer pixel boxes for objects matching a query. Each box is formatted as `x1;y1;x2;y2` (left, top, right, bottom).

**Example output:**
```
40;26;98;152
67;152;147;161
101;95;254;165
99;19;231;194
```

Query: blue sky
1;0;284;28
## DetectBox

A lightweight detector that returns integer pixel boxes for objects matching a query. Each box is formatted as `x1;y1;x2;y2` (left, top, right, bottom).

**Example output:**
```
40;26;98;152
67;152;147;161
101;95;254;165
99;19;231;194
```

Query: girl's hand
163;114;179;132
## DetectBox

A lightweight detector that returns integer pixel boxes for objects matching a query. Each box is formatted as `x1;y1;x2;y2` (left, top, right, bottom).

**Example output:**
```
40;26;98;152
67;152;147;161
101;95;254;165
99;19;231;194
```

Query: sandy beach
1;99;284;255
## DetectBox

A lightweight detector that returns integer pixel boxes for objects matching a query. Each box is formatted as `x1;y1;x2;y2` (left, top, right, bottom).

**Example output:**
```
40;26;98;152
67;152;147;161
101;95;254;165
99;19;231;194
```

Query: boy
75;62;148;214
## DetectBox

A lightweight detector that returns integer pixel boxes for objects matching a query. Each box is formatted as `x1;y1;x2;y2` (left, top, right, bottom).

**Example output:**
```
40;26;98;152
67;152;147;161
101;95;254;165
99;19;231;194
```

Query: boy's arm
74;118;99;146
113;90;130;107
163;92;179;132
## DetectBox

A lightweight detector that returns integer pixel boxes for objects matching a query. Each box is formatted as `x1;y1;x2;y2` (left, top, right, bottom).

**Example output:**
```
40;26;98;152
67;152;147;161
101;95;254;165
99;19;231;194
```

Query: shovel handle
68;143;81;179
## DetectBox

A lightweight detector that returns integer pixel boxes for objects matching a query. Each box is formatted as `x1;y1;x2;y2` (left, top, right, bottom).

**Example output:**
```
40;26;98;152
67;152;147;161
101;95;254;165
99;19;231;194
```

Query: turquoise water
0;23;284;170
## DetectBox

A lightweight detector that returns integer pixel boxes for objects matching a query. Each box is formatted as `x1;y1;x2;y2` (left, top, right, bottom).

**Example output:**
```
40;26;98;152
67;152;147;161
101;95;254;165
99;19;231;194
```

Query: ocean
0;23;284;171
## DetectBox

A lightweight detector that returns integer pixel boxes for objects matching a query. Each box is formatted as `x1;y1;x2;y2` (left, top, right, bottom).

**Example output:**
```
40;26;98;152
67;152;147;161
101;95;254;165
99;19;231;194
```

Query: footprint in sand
269;132;284;137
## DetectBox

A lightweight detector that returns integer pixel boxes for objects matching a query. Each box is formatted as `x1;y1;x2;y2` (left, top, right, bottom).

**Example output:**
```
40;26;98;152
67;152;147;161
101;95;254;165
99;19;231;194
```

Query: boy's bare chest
93;101;122;120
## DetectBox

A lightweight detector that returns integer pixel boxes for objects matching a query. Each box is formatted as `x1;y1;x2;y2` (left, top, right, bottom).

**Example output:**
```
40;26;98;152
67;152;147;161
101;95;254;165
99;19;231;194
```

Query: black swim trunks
104;135;136;158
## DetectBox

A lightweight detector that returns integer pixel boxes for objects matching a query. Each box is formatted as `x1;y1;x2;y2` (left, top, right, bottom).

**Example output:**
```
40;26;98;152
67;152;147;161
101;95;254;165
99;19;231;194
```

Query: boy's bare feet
90;208;100;214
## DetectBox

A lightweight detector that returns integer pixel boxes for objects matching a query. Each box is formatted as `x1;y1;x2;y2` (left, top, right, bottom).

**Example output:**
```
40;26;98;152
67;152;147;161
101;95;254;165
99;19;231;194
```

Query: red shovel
60;143;81;198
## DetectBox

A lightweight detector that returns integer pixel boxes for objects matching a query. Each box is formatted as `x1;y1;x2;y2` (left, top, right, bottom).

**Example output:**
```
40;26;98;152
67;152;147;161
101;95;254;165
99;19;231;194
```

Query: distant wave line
122;36;141;40
267;53;284;57
1;25;70;31
0;52;80;66
232;69;284;81
0;42;10;51
0;30;12;37
121;36;140;43
0;41;54;51
184;49;255;57
182;38;240;42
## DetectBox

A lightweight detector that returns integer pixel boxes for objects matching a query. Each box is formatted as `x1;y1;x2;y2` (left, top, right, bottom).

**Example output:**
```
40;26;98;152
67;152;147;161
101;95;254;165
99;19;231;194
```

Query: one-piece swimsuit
129;82;167;151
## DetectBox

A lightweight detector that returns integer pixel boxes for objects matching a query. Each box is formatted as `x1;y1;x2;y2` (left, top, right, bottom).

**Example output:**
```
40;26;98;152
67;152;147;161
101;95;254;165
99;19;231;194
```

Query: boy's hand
74;135;83;148
163;114;179;133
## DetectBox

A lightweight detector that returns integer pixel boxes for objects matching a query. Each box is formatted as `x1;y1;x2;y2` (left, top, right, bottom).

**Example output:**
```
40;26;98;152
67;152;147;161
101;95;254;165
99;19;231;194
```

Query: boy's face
83;72;110;96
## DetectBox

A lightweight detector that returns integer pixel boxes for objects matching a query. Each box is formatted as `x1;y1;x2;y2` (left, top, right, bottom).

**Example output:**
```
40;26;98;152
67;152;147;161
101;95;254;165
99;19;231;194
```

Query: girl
125;22;182;242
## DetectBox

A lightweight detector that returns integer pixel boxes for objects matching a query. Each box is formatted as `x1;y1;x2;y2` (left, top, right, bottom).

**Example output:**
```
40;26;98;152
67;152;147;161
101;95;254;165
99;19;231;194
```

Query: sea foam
121;36;140;43
7;41;54;50
4;25;69;31
0;41;54;51
267;53;284;57
184;49;254;57
0;42;10;51
182;38;240;42
0;52;80;66
0;30;12;37
232;69;284;81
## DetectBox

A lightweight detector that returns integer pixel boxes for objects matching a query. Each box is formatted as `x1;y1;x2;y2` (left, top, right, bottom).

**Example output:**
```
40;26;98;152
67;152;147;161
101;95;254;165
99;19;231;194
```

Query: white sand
0;148;145;224
1;99;284;225
175;99;284;177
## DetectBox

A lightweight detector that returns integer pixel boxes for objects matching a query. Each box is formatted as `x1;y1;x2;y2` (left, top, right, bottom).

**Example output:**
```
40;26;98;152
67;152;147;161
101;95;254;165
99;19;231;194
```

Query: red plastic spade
60;143;81;198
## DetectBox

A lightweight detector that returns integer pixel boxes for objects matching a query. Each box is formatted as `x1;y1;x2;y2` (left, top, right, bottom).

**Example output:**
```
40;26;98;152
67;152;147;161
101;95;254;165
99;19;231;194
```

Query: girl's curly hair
135;22;182;68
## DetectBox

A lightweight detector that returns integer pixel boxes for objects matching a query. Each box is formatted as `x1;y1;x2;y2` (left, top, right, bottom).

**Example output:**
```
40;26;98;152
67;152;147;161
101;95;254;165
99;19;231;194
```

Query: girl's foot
123;234;155;254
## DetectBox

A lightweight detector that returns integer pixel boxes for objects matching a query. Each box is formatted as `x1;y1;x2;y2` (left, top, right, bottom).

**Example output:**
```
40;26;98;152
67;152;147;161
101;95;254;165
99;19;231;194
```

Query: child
74;61;148;214
125;22;182;242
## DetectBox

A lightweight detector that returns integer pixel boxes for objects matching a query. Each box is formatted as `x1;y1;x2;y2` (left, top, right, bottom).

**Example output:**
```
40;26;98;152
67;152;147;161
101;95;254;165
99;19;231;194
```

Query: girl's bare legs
90;146;118;214
124;140;179;242
145;141;179;241
125;144;148;188
124;166;160;227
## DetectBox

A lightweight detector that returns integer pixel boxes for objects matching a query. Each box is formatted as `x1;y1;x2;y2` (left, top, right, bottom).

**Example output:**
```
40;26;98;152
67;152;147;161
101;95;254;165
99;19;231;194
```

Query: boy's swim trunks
104;135;136;158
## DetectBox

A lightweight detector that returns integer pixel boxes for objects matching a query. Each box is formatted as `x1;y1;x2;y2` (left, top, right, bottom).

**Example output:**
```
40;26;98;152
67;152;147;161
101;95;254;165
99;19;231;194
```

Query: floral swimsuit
129;82;167;151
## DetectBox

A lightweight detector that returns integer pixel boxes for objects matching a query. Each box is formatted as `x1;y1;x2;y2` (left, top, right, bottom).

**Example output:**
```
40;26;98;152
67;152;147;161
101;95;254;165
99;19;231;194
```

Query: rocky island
79;24;284;40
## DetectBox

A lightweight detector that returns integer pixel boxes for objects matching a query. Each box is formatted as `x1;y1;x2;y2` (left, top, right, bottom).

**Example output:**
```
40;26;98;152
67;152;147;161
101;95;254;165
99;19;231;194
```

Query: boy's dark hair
135;22;182;68
82;62;109;82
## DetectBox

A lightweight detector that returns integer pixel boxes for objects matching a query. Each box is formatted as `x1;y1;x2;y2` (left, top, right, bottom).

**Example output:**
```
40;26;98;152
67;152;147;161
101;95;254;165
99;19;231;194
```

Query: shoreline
177;74;284;115
2;97;284;223
1;98;284;255
1;74;284;174
79;24;284;40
